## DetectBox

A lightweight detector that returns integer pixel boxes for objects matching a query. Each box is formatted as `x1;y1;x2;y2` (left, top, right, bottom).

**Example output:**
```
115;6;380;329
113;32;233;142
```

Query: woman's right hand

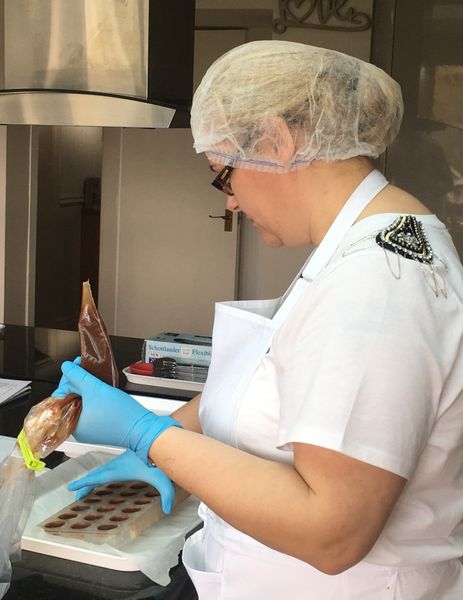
52;360;182;463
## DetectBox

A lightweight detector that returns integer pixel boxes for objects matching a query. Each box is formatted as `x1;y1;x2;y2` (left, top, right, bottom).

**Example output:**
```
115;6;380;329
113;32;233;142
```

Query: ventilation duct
0;0;195;127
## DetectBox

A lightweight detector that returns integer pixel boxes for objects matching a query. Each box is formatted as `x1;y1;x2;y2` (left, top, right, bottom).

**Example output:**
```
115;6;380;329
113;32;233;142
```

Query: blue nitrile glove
52;355;82;397
54;360;182;464
68;449;175;514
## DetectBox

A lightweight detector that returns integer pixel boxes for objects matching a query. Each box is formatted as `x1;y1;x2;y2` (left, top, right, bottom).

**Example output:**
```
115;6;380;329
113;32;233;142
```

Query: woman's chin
260;231;283;248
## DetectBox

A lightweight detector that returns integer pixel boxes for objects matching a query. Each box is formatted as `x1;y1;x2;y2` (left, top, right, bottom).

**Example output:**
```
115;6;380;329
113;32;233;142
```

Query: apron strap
275;169;388;315
302;169;388;281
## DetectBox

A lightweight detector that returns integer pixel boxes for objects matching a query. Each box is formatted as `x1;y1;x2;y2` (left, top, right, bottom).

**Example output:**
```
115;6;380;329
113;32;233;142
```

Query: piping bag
0;281;117;598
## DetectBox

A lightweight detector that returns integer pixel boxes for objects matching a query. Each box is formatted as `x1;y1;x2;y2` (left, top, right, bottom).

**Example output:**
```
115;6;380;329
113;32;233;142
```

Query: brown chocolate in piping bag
79;280;119;386
22;280;118;459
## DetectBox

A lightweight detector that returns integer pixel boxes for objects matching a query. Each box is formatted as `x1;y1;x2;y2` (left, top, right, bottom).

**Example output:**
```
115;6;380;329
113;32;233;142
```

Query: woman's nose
226;195;240;212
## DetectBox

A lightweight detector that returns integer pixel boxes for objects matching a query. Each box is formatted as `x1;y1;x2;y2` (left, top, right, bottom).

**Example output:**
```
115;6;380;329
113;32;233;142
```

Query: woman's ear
266;116;295;166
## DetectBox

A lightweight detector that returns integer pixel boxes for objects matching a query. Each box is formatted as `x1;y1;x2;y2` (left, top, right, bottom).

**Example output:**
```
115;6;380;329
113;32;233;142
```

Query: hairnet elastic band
205;150;311;170
17;429;46;472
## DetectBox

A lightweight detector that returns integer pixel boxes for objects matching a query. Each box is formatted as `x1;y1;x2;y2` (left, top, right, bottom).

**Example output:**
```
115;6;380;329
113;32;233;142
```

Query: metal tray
123;367;204;392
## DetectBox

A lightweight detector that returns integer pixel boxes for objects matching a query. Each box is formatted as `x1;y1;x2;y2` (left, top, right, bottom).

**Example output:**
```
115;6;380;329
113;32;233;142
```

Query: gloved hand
52;355;82;398
68;449;175;514
52;360;182;464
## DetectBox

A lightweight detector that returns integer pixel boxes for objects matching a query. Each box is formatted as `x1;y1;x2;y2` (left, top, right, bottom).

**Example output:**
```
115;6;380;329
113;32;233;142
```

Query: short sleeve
275;252;444;478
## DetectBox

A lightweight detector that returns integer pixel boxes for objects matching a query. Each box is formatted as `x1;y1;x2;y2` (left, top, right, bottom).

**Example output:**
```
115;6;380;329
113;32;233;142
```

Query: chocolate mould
38;480;189;548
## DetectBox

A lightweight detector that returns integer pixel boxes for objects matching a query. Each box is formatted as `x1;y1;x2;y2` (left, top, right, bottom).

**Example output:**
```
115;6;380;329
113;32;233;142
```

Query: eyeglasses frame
211;165;234;196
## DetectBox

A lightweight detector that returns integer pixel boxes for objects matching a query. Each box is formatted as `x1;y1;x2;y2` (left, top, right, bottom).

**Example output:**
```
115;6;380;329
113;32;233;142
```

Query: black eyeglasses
211;165;234;196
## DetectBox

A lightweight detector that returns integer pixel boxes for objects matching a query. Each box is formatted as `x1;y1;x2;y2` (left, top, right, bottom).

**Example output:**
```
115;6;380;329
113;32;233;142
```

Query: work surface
0;324;198;600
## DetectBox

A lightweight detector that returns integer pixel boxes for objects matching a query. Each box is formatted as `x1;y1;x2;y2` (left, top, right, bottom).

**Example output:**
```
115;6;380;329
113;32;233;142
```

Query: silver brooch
376;215;447;297
376;215;433;264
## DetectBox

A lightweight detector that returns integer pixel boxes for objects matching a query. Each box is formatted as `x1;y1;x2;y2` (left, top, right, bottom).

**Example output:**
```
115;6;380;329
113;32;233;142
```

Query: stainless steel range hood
0;0;195;127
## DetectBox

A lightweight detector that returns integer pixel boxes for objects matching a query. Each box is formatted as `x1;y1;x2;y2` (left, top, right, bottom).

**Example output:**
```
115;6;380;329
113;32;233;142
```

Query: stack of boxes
143;332;212;382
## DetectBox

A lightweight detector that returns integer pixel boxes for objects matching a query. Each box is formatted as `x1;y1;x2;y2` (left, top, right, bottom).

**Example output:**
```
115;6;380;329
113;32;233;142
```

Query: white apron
183;170;408;599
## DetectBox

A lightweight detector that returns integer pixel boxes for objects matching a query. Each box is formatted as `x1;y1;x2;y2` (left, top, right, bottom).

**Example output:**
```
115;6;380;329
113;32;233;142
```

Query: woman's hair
191;40;403;173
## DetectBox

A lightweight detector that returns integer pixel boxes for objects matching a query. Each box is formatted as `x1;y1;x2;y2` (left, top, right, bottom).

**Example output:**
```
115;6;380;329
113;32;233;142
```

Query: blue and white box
143;332;212;367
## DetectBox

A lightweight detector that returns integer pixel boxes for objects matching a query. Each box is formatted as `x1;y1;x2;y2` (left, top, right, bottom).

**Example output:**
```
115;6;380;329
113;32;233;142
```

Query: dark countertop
0;325;198;600
0;324;197;401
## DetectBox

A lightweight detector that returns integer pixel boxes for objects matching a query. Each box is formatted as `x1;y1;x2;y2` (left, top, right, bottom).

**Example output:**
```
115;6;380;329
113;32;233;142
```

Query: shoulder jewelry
376;215;447;297
376;215;433;263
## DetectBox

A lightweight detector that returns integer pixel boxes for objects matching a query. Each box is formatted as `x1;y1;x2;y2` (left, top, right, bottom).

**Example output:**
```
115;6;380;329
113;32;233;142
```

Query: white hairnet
190;40;403;172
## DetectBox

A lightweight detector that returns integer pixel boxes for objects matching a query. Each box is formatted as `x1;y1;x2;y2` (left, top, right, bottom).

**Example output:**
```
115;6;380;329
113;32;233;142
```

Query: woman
54;41;463;599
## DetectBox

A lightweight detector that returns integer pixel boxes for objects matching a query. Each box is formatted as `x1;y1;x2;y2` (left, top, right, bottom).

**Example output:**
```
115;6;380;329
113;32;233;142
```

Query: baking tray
123;367;204;392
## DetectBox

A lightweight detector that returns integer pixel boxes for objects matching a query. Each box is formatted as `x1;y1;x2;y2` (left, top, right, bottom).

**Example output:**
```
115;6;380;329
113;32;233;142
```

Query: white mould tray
22;526;141;571
21;451;201;575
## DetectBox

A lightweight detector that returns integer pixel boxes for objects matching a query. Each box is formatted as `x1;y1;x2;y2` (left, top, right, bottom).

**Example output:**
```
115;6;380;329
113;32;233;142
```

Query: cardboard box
143;332;212;367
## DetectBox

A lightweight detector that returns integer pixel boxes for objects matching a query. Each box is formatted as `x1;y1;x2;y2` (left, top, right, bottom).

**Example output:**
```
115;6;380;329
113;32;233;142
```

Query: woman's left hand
68;449;176;514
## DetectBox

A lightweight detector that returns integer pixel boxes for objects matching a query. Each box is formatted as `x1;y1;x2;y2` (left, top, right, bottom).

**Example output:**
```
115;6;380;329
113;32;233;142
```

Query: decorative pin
376;216;433;264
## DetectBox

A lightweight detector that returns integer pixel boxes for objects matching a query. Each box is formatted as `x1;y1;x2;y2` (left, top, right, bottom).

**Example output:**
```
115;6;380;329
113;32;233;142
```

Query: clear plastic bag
0;394;82;597
0;451;34;596
22;394;82;459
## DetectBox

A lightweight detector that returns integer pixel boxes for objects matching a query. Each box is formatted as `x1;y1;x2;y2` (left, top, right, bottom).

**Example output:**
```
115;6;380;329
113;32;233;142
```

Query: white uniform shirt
236;213;463;567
